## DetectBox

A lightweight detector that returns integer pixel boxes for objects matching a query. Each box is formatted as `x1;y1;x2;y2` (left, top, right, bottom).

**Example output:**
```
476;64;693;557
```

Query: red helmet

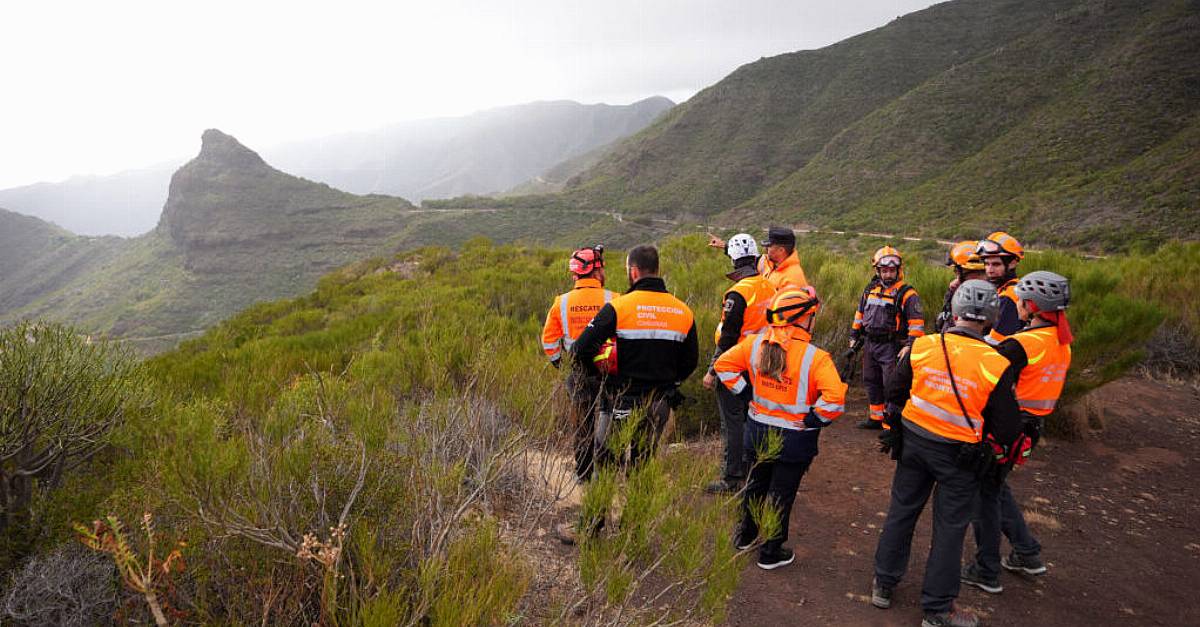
569;245;605;276
593;338;618;375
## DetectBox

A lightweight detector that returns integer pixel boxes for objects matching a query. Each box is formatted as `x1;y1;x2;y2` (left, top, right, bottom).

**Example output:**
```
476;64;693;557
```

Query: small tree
0;322;143;548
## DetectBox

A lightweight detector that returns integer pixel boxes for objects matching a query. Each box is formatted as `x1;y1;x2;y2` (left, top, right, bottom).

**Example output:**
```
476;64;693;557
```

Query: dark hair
627;245;659;274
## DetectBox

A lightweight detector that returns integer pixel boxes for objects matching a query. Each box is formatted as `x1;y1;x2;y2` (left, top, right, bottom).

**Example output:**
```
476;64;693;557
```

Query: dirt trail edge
723;377;1200;626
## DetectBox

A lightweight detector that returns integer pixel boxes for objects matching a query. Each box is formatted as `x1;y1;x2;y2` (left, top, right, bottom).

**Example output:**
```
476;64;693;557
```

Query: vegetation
1;232;1194;624
545;0;1199;251
0;322;146;568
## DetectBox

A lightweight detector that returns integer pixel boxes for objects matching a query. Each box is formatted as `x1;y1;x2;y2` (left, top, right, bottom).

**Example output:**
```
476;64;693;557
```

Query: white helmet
726;233;759;261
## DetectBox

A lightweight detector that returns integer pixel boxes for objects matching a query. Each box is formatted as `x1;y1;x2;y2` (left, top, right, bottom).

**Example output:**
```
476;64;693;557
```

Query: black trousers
874;428;980;613
740;420;816;556
715;383;749;483
972;478;1042;578
593;391;672;471
566;372;603;481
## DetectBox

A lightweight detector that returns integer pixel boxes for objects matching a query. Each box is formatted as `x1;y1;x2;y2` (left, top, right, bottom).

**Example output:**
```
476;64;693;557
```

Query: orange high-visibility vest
987;278;1020;344
714;328;846;430
1010;326;1072;416
541;278;614;361
758;251;809;289
901;333;1011;443
713;275;776;345
611;289;694;344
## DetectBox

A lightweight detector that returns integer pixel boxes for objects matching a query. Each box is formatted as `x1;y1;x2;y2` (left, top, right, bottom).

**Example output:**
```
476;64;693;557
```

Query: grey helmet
1015;271;1070;312
952;279;1000;325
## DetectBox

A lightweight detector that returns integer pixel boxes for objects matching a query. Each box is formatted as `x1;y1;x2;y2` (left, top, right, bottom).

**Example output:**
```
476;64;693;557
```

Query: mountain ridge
0;98;673;237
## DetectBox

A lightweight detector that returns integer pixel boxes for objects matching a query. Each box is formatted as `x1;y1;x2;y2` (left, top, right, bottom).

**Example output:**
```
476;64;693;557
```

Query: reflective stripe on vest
559;288;614;350
717;370;746;394
1012;326;1071;416
612;289;695;346
901;333;1008;443
714;276;774;345
746;333;817;429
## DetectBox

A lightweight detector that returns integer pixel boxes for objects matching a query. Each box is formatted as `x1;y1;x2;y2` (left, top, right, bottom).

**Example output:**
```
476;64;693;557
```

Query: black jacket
573;276;700;395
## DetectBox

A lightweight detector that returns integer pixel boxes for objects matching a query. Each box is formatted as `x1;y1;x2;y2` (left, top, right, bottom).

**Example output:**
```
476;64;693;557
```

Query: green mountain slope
550;0;1198;249
0;131;648;348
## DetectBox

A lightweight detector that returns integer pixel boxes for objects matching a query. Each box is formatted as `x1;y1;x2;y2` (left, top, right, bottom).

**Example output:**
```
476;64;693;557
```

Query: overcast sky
0;0;938;189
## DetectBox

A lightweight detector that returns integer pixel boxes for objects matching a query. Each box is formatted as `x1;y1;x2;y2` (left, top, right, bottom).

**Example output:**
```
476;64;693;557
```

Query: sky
0;0;938;189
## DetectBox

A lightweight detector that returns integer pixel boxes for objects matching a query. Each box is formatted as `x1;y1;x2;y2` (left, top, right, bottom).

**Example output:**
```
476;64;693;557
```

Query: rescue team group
539;227;1072;627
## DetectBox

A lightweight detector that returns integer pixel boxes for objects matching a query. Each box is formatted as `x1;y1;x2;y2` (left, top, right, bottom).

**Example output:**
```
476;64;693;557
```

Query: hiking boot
856;419;884;430
960;562;1003;594
921;607;980;627
1001;550;1047;575
705;478;742;494
870;578;893;609
756;547;795;570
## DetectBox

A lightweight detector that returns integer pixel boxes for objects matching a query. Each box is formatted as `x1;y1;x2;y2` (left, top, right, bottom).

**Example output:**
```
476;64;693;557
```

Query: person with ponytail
962;271;1073;593
713;287;847;570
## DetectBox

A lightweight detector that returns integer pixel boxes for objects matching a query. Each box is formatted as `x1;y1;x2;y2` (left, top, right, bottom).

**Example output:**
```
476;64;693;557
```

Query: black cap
760;226;796;248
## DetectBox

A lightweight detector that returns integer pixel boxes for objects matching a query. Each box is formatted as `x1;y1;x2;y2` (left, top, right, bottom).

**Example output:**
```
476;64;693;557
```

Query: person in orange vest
701;234;777;494
935;241;987;333
714;287;846;570
708;226;809;289
565;245;699;541
870;280;1024;627
961;271;1072;593
975;232;1025;344
851;246;925;430
758;226;809;289
541;246;615;482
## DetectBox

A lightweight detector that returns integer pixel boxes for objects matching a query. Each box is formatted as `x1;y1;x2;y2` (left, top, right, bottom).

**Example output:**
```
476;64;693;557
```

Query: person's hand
702;371;716;390
849;338;857;349
897;345;911;361
707;233;726;250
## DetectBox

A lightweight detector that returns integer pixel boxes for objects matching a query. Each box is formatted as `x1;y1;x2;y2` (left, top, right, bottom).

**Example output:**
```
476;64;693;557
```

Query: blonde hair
757;342;788;381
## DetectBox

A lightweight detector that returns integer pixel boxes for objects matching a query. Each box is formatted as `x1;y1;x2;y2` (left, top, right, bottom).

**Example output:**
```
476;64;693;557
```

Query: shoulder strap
939;332;977;433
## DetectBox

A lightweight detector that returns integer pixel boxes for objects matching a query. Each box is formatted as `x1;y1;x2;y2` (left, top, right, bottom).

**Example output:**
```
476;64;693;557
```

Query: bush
0;322;147;566
1;544;118;627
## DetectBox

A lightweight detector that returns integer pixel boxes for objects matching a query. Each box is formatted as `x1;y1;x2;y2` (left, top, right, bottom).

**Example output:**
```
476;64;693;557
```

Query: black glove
803;410;830;430
1024;416;1043;450
550;358;561;369
878;427;903;461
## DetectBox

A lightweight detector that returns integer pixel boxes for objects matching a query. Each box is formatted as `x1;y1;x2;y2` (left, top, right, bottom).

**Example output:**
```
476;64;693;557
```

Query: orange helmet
976;231;1024;260
946;240;985;271
766;286;820;327
872;246;902;268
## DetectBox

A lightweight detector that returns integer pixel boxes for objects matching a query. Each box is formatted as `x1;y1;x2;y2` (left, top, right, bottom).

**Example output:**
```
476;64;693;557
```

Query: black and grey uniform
850;279;924;424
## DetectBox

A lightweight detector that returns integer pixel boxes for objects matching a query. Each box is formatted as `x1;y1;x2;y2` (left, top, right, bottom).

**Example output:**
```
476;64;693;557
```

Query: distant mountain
556;0;1199;249
0;162;181;236
0;130;641;349
0;98;672;237
261;97;674;201
0;130;414;343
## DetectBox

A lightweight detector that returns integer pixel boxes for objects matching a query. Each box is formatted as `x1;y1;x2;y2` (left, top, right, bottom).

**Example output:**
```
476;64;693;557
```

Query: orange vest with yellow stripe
541;278;613;360
987;278;1020;344
902;333;1011;443
714;330;846;430
612;289;694;343
713;275;775;344
1011;326;1071;416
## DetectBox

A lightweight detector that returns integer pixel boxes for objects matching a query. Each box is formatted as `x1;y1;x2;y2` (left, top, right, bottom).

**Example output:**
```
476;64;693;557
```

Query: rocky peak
195;129;268;170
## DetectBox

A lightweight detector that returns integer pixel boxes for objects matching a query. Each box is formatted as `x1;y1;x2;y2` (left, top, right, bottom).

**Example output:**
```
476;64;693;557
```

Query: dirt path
723;377;1200;626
